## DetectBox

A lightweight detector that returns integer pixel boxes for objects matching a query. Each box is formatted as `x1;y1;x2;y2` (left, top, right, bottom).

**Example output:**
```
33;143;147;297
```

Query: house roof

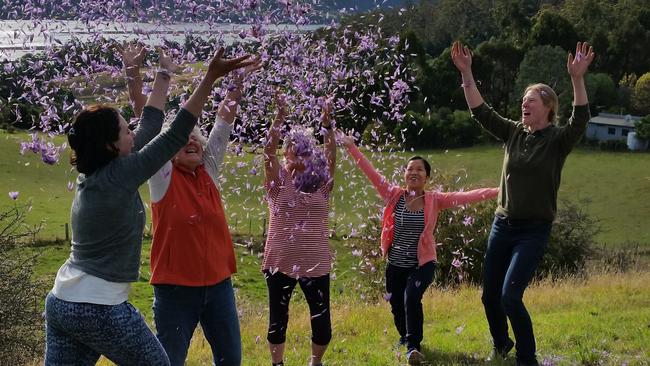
588;113;640;128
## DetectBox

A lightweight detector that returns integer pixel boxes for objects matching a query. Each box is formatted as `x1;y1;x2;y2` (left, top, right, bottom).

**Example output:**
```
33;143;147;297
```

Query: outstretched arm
451;41;484;109
132;49;179;150
117;42;147;117
451;41;516;142
437;188;499;210
264;93;286;187
182;48;255;118
558;41;595;152
204;57;263;182
340;134;396;203
216;56;262;123
568;41;594;106
321;100;336;179
143;50;179;112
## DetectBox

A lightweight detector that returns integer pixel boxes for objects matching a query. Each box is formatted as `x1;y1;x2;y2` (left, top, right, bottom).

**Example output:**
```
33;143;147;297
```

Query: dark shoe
406;349;424;365
515;360;539;366
486;338;515;361
394;336;407;349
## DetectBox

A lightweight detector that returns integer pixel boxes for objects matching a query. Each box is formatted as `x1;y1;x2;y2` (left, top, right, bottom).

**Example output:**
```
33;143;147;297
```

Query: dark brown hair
407;156;431;177
68;105;122;175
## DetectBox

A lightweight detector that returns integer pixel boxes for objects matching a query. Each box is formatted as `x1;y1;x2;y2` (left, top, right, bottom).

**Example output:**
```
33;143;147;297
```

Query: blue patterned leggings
45;292;170;365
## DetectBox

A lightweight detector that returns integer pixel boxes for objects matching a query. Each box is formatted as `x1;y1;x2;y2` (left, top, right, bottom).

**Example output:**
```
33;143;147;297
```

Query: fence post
262;218;267;237
64;223;69;241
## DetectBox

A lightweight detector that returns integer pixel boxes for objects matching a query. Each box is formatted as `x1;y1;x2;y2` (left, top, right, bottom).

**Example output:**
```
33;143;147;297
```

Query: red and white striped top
262;168;333;278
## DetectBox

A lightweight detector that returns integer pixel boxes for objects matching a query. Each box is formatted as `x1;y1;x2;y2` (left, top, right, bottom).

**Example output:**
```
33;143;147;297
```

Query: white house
586;113;640;142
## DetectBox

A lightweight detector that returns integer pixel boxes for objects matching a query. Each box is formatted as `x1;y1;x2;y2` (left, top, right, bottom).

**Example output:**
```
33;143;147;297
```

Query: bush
634;115;650;141
0;203;45;364
538;199;599;279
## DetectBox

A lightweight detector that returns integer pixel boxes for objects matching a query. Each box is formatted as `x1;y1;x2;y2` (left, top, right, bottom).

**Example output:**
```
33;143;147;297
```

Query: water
0;20;324;60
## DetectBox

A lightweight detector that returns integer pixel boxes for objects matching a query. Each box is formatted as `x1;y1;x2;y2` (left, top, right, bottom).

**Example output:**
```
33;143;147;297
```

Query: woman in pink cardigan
341;136;498;365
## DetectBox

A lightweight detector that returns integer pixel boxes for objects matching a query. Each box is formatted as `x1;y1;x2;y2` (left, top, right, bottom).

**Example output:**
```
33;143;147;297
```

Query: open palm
567;42;594;78
451;41;472;73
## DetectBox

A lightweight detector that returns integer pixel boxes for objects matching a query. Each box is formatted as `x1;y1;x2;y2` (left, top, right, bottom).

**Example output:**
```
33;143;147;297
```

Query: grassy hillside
2;130;649;247
83;271;648;366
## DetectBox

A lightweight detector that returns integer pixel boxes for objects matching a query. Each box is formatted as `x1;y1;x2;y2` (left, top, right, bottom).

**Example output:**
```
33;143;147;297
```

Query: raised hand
117;42;146;71
321;97;333;128
567;42;595;79
273;91;288;127
337;130;355;147
158;49;180;74
451;41;472;74
232;55;263;87
206;47;256;82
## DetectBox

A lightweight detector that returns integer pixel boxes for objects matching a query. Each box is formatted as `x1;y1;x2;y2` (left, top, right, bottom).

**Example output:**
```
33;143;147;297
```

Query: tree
528;10;578;52
585;73;617;113
607;10;650;81
491;0;532;43
618;73;638;113
426;47;467;112
473;40;524;115
634;115;650;141
632;72;650;116
560;0;612;71
514;45;573;121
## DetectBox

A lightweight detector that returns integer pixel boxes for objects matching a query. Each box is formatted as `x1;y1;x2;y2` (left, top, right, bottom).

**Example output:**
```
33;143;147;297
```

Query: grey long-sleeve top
66;106;197;282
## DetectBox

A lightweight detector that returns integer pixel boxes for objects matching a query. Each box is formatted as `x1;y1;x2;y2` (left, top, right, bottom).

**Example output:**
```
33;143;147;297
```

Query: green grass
2;130;649;247
107;271;647;366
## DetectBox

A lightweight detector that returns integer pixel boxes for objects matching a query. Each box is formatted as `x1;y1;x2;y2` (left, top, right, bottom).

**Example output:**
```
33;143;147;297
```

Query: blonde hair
523;83;559;124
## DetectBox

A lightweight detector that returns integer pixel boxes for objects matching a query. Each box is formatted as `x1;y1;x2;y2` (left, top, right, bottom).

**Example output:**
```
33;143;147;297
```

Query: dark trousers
481;215;552;364
264;271;332;346
385;261;436;351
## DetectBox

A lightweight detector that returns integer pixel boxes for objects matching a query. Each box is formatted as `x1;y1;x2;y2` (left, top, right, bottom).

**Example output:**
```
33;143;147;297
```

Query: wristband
156;68;171;78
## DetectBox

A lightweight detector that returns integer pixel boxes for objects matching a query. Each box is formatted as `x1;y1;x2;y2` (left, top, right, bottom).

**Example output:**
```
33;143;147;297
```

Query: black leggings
264;271;332;345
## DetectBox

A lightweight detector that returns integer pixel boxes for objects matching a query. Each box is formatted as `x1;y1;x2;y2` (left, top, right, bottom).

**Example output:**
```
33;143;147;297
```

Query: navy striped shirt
387;195;424;268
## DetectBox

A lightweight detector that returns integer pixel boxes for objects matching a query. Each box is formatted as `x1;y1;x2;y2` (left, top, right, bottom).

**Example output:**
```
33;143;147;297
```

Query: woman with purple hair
262;95;336;366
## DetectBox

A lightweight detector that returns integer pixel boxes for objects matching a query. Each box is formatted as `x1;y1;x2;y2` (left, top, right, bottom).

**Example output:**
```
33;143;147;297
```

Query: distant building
586;113;640;142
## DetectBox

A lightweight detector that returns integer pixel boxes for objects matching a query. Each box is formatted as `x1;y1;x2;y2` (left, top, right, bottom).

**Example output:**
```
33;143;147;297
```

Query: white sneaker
407;349;424;365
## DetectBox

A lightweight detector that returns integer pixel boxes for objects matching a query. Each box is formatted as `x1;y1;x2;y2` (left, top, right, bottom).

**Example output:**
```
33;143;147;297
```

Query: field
2;131;649;247
3;129;650;365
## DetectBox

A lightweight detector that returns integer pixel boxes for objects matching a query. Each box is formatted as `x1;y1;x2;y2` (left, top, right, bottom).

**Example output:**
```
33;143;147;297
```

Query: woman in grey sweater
44;47;254;366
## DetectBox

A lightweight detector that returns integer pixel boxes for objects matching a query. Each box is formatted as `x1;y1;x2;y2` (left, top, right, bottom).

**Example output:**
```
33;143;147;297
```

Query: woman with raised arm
44;48;254;366
340;135;498;366
262;96;336;366
146;58;261;366
451;41;594;366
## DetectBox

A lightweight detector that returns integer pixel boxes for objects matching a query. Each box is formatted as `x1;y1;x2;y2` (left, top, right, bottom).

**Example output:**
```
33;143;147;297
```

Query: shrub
634;115;650;141
0;203;45;364
538;199;600;279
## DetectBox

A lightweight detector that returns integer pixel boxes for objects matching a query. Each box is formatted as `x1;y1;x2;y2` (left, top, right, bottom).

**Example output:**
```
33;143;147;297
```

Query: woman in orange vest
127;52;261;365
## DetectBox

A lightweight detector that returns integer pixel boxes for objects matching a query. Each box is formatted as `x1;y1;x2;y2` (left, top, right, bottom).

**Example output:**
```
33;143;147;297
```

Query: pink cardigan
346;144;499;266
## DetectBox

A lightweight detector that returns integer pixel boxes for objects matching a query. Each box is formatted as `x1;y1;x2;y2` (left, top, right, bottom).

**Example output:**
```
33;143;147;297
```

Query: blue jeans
45;292;169;365
481;215;552;364
385;261;436;352
153;278;241;366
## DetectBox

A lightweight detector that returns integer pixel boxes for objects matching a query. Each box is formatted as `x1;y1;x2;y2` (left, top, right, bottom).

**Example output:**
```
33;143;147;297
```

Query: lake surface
0;20;324;60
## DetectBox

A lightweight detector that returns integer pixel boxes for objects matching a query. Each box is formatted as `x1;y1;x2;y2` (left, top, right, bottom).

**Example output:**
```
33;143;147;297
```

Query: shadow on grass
417;347;513;366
